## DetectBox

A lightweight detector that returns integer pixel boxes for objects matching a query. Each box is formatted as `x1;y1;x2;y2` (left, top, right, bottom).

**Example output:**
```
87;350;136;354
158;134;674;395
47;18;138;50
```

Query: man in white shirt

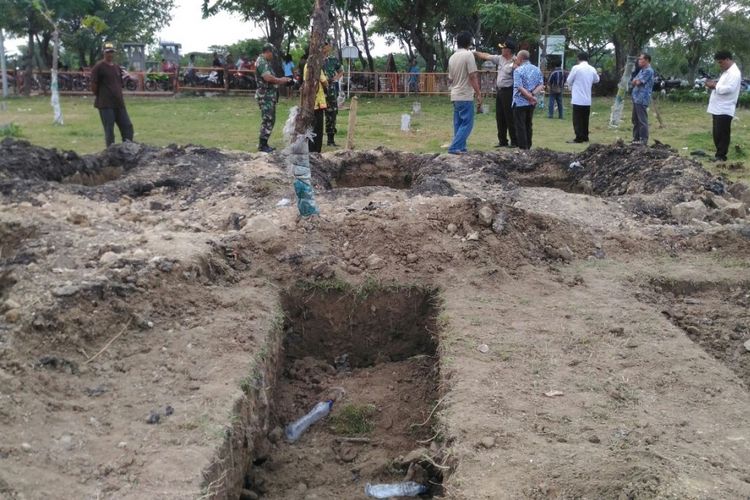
565;52;600;143
447;31;483;154
706;50;742;162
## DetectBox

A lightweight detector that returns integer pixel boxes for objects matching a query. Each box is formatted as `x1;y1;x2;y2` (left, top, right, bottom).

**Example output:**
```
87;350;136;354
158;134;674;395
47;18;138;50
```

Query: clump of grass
329;403;376;435
0;122;22;138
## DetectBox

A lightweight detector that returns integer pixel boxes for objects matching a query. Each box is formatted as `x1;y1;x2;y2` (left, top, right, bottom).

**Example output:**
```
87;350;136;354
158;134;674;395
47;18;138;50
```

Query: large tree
671;0;750;83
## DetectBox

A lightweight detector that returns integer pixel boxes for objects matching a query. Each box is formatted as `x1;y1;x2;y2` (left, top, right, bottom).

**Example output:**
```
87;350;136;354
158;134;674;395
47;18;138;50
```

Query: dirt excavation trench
239;286;444;499
2;138;750;499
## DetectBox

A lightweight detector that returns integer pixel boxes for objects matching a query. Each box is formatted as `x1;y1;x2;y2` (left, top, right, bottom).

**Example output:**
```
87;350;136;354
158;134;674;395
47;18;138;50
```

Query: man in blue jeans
447;31;483;154
547;64;564;119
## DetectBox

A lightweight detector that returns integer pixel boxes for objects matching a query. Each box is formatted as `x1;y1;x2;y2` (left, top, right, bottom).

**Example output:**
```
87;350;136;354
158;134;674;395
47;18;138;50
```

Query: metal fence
2;68;510;96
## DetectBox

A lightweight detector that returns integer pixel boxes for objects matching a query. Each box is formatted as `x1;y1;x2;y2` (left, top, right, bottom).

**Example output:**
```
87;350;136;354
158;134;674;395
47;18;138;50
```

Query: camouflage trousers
325;95;338;137
256;97;277;141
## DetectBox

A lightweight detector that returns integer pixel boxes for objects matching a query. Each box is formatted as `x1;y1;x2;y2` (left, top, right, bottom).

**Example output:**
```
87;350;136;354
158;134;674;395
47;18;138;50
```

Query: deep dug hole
216;285;445;499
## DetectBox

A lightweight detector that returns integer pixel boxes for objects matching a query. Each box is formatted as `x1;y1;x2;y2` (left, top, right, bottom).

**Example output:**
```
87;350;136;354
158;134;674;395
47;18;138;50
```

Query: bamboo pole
345;96;358;150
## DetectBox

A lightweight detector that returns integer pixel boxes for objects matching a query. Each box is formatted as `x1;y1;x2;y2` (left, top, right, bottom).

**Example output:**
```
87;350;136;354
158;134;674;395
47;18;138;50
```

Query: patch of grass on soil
329;403;376;435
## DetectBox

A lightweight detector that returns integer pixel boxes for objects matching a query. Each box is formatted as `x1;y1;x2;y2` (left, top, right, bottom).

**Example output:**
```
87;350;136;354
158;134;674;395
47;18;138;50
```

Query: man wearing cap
512;50;544;150
706;50;742;162
322;41;344;147
255;43;292;153
475;39;517;148
90;43;134;147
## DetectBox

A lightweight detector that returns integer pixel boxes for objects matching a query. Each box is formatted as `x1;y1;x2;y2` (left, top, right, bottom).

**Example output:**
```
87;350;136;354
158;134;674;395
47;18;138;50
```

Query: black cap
498;39;516;51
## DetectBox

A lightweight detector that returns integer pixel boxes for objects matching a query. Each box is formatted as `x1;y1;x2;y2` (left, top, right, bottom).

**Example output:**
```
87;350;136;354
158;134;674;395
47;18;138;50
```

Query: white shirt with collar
565;61;599;106
707;62;741;116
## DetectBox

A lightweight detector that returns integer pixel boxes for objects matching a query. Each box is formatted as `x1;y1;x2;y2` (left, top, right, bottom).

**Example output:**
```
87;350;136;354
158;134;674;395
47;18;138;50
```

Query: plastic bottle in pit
284;400;334;443
364;481;428;498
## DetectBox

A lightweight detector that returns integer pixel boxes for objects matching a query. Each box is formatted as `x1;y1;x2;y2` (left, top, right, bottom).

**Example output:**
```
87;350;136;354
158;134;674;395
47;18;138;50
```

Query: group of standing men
446;33;742;163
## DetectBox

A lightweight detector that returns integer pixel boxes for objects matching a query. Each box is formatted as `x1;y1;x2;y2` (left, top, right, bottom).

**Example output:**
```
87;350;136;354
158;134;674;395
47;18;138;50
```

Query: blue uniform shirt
632;66;654;106
513;62;544;107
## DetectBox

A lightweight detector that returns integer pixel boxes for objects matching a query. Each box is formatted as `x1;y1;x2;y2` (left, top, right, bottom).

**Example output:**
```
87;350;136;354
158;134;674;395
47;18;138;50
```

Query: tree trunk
296;0;330;135
40;31;52;69
1;29;8;98
24;28;33;96
613;34;625;77
356;3;374;71
437;28;448;71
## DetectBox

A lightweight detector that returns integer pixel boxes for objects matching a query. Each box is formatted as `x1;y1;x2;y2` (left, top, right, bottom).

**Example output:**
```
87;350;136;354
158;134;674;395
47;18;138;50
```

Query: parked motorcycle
121;67;138;91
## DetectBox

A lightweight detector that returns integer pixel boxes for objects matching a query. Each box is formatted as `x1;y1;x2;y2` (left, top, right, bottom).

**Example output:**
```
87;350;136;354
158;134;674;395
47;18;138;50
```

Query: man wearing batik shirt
630;53;654;145
511;50;544;150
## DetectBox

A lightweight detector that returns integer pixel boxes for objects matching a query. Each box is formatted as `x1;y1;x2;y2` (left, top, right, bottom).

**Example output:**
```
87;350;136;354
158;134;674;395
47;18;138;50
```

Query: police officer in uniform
255;43;291;152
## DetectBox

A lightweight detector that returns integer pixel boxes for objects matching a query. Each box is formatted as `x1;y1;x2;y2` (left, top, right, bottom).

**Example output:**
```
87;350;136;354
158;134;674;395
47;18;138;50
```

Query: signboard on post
341;46;359;98
539;34;566;73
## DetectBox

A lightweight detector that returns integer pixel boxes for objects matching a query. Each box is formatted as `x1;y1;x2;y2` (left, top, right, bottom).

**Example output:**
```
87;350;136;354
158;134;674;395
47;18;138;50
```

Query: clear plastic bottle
364;481;428;498
284;400;333;443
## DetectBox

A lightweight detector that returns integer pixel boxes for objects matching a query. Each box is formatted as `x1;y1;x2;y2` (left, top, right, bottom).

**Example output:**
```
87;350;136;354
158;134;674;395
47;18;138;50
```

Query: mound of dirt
2;139;750;499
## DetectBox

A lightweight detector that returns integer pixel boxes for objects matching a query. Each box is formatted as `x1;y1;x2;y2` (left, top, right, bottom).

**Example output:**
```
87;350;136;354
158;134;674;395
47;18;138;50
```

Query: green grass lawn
2;94;748;182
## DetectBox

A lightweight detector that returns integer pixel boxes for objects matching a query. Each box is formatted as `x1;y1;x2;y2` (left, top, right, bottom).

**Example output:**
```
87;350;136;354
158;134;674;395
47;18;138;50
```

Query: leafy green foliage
0;122;23;138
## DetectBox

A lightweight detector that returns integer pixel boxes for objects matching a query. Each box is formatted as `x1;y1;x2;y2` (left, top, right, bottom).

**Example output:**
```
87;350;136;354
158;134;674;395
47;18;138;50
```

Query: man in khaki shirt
474;38;516;147
447;31;483;154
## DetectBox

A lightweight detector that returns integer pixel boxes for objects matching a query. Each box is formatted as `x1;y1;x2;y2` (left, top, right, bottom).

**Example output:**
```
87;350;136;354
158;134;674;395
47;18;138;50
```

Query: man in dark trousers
255;44;292;153
322;41;343;147
475;39;517;147
90;42;134;147
706;50;742;162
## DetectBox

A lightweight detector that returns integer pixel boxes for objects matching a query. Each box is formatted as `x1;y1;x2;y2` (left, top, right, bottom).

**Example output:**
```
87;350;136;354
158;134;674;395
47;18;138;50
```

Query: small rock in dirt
365;253;385;270
52;285;81;297
37;356;78;374
2;298;20;312
721;202;747;219
59;434;74;451
744;340;750;352
406;253;419;264
146;411;160;424
625;338;639;348
684;298;702;305
99;252;119;265
671;200;708;223
546;245;574;262
164;405;174;416
21;442;32;452
268;427;283;444
149;200;167;211
85;385;108;397
491;212;507;234
446;223;458;235
478;206;494;226
117;441;128;449
477;344;490;354
543;390;564;398
466;231;480;241
337;444;358;463
588;435;601;444
398;447;430;467
240;489;259;500
4;309;21;323
609;327;625;336
404;462;429;484
479;436;496;449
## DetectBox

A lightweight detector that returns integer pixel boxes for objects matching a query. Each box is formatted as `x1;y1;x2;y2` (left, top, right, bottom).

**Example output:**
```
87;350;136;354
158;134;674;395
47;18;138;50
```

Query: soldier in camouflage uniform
322;41;344;147
255;44;291;153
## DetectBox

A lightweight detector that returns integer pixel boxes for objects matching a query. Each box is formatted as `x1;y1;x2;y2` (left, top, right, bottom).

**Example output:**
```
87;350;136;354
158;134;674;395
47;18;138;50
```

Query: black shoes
258;139;275;153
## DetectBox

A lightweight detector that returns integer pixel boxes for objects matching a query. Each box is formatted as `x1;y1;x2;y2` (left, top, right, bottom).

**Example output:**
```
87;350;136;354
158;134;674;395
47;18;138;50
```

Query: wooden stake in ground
346;96;358;150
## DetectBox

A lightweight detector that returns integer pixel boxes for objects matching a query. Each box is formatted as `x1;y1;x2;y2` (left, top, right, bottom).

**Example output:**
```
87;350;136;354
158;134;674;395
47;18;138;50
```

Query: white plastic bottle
364;481;428;498
284;400;333;443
